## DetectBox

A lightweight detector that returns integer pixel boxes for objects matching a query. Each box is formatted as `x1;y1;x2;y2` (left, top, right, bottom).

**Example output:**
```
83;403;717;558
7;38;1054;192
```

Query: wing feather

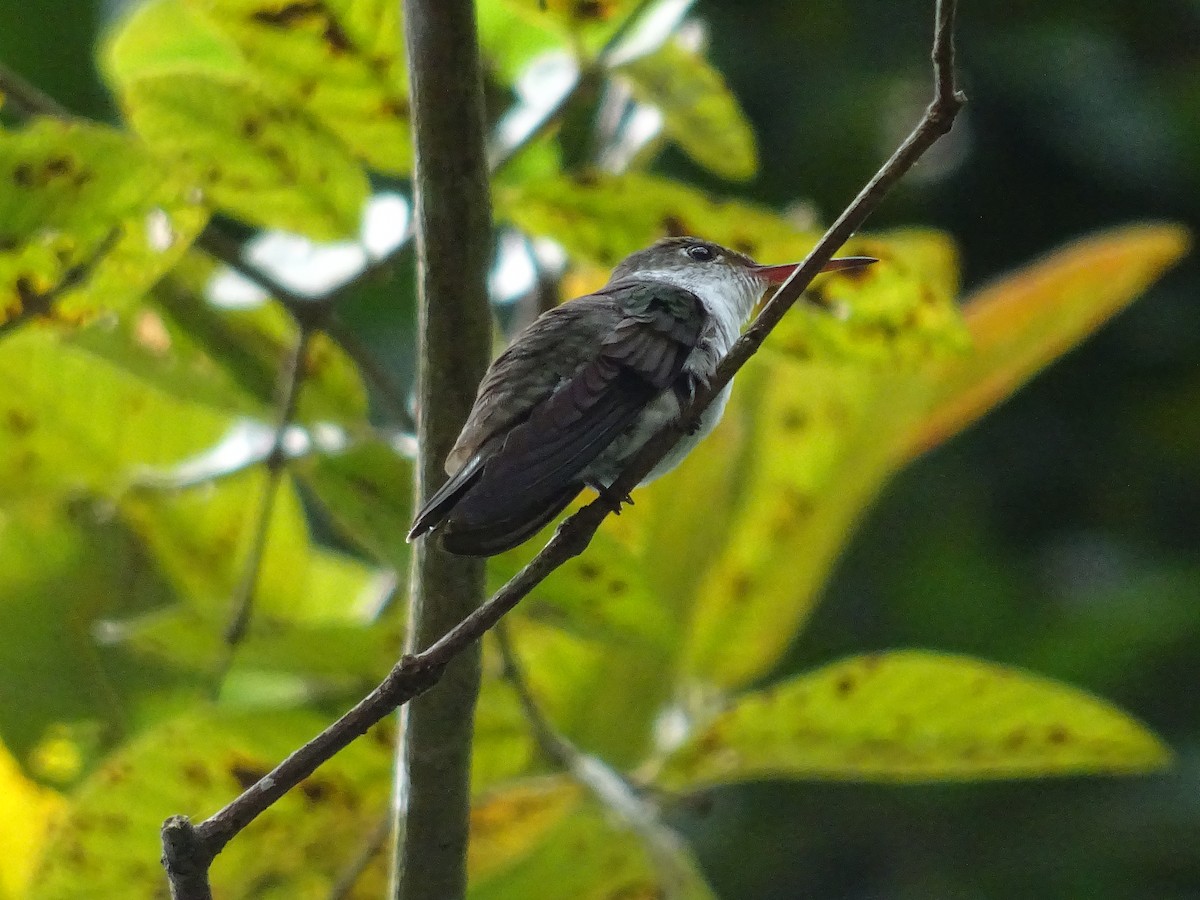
413;282;707;555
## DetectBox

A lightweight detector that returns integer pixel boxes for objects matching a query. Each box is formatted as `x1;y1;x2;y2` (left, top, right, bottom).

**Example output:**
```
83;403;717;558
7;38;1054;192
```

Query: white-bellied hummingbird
408;236;876;556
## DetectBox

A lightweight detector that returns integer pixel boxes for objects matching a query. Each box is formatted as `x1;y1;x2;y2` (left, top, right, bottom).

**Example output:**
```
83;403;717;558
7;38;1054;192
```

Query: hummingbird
407;237;876;556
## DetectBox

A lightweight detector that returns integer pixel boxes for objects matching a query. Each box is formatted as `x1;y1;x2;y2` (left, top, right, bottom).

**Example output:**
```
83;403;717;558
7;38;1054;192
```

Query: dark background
3;0;1197;896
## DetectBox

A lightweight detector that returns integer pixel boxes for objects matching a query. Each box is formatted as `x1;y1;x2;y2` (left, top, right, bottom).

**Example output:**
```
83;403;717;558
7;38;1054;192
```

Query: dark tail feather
407;454;486;543
440;482;583;557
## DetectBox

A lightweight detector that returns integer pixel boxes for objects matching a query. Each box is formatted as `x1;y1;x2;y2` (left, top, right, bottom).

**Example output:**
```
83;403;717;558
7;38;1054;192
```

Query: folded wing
409;283;706;556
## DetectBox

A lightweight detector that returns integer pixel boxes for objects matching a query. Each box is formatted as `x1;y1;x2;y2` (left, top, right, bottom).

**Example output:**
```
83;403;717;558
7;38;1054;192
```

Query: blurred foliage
0;0;1194;898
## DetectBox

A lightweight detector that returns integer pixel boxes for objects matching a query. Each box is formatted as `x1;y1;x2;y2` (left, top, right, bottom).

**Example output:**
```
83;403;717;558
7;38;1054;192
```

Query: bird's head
609;236;876;321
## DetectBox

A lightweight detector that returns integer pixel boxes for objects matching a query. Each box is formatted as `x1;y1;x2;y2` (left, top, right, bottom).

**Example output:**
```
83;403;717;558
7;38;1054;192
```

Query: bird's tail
439;482;582;557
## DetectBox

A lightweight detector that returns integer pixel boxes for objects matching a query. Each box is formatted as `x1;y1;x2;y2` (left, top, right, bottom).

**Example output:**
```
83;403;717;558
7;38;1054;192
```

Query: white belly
582;382;732;488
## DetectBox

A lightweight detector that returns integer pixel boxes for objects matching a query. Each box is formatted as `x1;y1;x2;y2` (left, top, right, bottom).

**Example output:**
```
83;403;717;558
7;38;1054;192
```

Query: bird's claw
590;483;634;514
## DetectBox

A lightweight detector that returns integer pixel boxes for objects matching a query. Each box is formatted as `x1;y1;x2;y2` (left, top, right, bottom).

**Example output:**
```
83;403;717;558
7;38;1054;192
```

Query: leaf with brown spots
30;709;394;899
0;119;207;330
488;524;682;767
658;651;1170;787
661;233;962;689
117;71;368;238
104;0;369;237
184;0;414;173
496;172;812;267
468;776;715;900
0;327;233;504
671;227;1185;692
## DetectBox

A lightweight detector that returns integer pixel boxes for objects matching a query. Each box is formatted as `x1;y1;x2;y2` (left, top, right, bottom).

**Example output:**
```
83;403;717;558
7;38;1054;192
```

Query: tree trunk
391;1;493;898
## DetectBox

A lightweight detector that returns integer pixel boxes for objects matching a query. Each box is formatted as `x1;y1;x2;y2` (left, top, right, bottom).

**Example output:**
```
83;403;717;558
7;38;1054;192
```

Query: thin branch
0;61;72;119
495;624;698;898
220;324;313;651
494;622;576;769
0;227;122;338
164;6;963;886
328;813;391;900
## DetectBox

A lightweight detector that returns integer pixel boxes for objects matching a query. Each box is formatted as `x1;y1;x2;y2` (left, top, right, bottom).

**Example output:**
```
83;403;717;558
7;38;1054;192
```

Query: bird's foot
589;482;634;515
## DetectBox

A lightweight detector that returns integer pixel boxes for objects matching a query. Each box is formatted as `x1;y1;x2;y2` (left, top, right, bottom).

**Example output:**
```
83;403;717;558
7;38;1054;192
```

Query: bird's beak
752;256;878;285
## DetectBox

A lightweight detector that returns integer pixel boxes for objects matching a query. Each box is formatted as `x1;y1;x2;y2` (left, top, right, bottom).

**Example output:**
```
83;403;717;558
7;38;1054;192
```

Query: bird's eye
686;244;715;262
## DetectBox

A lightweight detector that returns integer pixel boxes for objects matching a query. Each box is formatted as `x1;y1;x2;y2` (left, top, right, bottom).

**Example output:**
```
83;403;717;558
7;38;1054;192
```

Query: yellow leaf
468;777;716;899
0;739;63;899
31;710;393;899
678;231;965;689
904;223;1192;456
659;651;1171;786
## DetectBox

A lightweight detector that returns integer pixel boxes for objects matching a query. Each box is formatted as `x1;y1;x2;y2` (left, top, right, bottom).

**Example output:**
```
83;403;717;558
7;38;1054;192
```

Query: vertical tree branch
391;1;494;899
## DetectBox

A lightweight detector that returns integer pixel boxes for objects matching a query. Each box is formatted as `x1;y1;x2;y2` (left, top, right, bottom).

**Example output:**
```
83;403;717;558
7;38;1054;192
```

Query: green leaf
31;709;394;899
617;40;757;181
186;0;413;174
122;72;368;237
146;261;371;424
501;611;669;767
295;439;416;572
105;0;370;237
496;171;806;266
675;232;964;690
493;527;677;652
469;777;716;900
0;119;207;329
902;223;1193;457
659;651;1171;786
117;472;385;638
0;500;205;770
766;229;968;366
477;0;566;83
0;328;233;502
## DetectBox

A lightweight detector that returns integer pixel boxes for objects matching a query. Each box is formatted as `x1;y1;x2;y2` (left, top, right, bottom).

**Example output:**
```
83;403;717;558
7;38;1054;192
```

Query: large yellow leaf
903;223;1192;456
673;225;1186;692
675;231;965;690
31;710;394;899
658;651;1170;786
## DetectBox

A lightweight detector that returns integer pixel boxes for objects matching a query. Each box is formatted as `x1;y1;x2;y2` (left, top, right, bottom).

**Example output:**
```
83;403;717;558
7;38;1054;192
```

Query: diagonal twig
495;624;697;896
327;813;391;900
219;323;313;653
160;1;965;889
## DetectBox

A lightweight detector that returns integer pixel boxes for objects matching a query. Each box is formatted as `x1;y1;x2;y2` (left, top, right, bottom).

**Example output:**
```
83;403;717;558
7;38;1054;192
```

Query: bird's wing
441;281;706;538
443;296;626;474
